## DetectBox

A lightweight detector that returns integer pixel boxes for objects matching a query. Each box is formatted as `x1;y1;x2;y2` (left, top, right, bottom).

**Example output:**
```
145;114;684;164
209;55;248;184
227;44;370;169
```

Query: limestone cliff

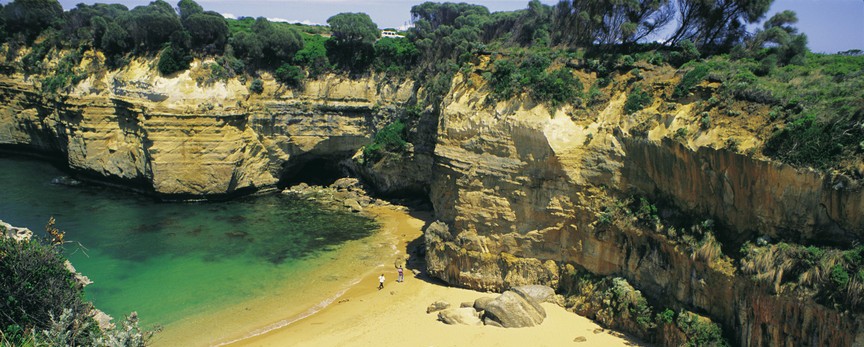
3;47;863;346
0;50;415;197
425;60;864;345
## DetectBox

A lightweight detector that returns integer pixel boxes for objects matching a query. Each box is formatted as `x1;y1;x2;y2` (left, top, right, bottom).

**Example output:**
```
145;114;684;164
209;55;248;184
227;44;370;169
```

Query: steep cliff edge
426;61;864;345
0;51;416;197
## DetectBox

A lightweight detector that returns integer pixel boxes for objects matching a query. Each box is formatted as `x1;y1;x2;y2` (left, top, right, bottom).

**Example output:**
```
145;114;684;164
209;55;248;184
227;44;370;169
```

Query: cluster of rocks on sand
282;178;396;214
427;285;560;328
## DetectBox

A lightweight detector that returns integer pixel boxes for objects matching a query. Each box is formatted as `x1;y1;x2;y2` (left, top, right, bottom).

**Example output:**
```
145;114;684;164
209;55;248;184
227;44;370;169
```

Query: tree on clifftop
177;0;203;21
326;12;379;72
123;0;182;52
2;0;64;42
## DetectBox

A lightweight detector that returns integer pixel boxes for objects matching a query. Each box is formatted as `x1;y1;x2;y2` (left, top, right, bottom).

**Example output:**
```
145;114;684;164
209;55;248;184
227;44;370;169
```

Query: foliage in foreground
0;223;154;346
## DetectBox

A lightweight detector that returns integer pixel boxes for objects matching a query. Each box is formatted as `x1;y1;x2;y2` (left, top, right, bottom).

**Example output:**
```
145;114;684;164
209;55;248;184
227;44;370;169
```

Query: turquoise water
0;154;378;327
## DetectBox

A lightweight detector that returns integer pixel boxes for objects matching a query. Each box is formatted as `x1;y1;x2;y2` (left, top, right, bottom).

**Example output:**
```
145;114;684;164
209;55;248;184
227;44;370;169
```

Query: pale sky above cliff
16;0;864;53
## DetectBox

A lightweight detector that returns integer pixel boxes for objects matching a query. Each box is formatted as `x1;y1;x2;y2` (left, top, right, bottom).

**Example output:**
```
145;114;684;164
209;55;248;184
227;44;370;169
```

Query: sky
6;0;862;53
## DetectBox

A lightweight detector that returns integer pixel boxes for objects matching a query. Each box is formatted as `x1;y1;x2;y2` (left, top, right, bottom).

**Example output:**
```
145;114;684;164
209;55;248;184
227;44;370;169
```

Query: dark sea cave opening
278;156;350;188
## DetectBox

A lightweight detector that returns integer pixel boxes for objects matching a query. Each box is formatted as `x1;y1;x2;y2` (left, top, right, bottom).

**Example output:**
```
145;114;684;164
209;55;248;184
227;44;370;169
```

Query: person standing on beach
397;266;404;283
378;274;385;290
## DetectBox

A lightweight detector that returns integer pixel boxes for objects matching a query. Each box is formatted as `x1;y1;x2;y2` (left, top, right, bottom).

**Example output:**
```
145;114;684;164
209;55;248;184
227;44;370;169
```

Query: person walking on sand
397;266;404;283
378;273;385;290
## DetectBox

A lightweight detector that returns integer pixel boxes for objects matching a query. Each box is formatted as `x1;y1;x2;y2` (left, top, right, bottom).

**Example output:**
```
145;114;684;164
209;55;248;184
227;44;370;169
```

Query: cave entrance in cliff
279;156;349;188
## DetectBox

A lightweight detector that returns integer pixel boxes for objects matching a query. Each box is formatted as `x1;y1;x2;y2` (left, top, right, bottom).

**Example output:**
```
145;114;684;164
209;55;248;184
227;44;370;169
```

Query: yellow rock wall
426;68;864;345
0;56;414;197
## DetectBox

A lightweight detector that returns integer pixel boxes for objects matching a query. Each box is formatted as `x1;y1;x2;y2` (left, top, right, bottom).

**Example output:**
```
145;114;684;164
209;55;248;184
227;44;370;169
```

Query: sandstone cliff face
425;67;864;345
0;53;414;197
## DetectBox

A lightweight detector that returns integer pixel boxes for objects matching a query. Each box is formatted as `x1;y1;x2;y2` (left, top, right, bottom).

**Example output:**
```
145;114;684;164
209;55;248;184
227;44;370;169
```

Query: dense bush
0;236;96;345
363;120;407;162
294;34;331;78
373;37;418;73
274;64;304;88
486;54;581;107
248;78;263;94
2;0;64;42
673;64;710;98
676;312;728;347
326;12;378;72
0;230;155;346
157;45;192;75
624;85;652;114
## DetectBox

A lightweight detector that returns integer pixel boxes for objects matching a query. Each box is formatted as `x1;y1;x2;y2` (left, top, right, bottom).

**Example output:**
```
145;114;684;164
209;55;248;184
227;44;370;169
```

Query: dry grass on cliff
740;242;864;311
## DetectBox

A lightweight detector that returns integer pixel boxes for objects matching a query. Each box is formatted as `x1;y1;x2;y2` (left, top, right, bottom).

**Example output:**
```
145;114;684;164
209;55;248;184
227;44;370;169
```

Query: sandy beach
216;206;644;347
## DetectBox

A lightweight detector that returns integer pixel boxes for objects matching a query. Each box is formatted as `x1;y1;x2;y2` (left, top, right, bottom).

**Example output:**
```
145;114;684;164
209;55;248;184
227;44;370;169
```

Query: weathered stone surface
0;220;32;241
437;307;482;326
426;301;450;314
473;297;493;312
478;291;546;328
510;285;555;304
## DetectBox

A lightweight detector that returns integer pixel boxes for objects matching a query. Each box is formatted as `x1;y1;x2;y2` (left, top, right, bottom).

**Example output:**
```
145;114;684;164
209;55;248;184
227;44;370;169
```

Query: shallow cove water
0;154;383;338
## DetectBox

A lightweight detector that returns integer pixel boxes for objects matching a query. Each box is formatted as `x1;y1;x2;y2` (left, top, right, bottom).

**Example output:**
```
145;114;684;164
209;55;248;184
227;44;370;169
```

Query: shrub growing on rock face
624;85;651;114
363;120;408;162
248;78;264;94
157;45;192;75
673;64;710;98
274;64;304;88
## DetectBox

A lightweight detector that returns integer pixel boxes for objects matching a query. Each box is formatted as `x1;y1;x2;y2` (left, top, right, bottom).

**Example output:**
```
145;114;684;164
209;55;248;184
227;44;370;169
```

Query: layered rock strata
425;70;864;345
0;55;416;197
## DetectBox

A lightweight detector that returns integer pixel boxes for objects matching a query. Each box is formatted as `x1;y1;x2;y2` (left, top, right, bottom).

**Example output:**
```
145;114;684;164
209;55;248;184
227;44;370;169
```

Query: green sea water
0;154;378;329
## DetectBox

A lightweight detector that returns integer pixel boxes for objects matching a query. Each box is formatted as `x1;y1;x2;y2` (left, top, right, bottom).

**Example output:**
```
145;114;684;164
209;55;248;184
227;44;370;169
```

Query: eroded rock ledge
0;56;418;198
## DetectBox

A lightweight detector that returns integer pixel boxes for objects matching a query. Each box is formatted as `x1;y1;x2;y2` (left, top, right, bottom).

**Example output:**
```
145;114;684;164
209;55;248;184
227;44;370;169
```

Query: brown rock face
0;57;416;197
424;71;864;345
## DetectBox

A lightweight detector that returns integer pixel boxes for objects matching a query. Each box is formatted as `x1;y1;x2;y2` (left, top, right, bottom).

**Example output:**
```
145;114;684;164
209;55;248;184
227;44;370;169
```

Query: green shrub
700;114;711;129
248;78;264;94
157;46;192;75
831;265;850;288
673;64;710;98
676;312;729;347
295;34;331;78
0;236;97;345
656;309;676;325
363;120;407;162
274;64;304;88
624;85;652;114
535;67;581;107
488;58;518;101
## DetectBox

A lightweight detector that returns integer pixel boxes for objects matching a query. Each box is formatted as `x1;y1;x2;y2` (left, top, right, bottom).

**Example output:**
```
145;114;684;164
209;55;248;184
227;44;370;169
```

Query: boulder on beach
427;300;450;314
476;290;546;328
510;285;555;304
437;307;482;325
473;296;494;312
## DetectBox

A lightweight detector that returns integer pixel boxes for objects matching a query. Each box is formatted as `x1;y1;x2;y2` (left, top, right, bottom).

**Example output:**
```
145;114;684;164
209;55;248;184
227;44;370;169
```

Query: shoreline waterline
150;206;419;347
